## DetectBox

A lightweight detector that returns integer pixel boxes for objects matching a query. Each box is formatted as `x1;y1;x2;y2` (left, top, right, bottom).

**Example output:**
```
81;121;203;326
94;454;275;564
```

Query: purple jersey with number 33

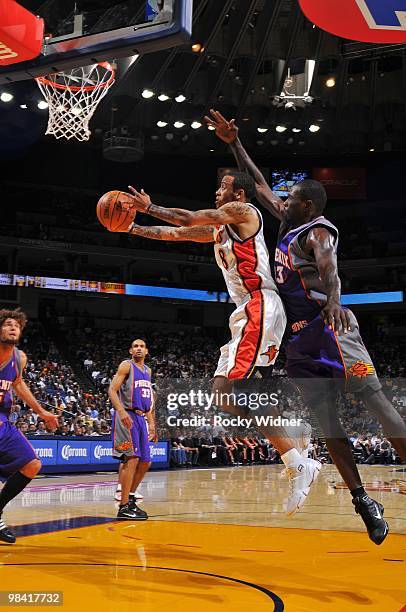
118;360;152;413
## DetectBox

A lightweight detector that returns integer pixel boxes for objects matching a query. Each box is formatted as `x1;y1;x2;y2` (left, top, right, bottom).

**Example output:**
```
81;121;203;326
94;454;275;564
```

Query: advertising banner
90;441;116;465
57;441;91;465
29;440;58;466
150;441;169;464
26;439;169;471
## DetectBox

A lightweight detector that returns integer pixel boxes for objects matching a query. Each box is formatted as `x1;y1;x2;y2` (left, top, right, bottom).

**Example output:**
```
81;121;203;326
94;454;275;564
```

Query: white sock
281;448;304;468
116;484;122;492
130;491;136;496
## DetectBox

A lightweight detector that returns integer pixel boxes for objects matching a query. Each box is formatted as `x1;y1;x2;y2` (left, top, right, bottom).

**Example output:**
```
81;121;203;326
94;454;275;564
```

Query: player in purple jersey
108;338;155;520
0;309;59;544
206;110;406;545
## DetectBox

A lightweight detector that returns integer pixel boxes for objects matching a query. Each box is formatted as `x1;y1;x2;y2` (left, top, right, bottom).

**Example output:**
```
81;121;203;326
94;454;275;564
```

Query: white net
36;62;115;141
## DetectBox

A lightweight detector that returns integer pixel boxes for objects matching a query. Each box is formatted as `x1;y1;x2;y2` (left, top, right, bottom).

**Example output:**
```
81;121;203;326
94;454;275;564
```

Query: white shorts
214;289;286;379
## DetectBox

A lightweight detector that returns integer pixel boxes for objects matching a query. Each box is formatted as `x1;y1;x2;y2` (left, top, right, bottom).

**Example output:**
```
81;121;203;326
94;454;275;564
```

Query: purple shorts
112;412;151;463
285;311;381;394
0;420;37;478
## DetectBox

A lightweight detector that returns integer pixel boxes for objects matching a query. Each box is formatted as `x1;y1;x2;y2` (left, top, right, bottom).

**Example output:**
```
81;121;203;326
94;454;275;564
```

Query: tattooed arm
129;224;215;243
123;189;254;228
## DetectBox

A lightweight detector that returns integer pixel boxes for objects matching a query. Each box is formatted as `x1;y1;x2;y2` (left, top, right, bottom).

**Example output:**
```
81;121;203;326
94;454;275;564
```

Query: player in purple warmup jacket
0;309;59;544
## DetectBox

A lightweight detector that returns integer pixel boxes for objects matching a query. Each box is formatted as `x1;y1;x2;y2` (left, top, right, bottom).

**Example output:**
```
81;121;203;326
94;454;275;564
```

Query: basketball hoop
36;62;115;141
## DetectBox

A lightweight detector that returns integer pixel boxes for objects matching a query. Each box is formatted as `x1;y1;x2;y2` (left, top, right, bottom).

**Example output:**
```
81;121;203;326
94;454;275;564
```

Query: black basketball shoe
352;494;389;545
0;515;16;544
117;502;148;521
128;498;148;520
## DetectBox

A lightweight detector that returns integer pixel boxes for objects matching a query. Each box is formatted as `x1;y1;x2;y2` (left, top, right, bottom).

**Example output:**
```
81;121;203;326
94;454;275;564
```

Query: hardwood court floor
0;465;405;611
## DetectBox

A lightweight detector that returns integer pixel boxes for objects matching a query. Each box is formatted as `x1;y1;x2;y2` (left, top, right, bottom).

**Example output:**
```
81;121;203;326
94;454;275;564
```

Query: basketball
96;191;136;232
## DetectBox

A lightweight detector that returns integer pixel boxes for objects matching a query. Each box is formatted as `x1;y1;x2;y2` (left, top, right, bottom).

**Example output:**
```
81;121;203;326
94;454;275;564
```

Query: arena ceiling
16;0;406;155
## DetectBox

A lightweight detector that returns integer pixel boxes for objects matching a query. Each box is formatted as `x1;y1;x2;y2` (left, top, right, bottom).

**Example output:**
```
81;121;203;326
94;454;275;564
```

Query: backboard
0;0;192;83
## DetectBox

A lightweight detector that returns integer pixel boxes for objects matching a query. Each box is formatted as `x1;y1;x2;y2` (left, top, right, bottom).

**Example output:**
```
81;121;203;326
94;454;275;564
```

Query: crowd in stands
8;319;405;467
168;434;402;468
73;326;217;384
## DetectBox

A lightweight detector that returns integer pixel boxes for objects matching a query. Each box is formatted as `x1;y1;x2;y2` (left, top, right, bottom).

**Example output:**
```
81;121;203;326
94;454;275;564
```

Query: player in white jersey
212;202;285;379
115;172;321;515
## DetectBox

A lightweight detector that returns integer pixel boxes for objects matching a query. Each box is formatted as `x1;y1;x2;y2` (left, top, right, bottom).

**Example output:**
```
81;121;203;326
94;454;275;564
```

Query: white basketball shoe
284;458;322;516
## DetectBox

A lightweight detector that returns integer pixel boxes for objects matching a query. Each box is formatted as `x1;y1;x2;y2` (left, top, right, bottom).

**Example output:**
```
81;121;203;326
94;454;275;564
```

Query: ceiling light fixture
157;121;168;127
191;121;202;129
141;89;155;99
257;127;268;133
309;124;320;132
158;93;170;101
275;125;287;133
0;92;13;102
175;94;186;103
326;77;336;88
174;121;185;128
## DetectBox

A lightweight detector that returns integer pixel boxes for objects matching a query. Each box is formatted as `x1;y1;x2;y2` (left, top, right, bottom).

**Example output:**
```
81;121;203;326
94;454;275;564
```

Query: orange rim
36;61;115;92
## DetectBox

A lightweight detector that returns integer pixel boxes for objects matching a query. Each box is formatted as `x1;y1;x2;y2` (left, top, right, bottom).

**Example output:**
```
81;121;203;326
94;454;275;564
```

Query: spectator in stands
180;436;200;466
170;439;187;467
35;421;47;435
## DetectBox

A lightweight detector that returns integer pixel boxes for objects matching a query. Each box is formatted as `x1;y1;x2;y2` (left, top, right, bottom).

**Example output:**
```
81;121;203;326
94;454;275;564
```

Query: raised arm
231;139;285;221
307;227;350;334
204;109;285;221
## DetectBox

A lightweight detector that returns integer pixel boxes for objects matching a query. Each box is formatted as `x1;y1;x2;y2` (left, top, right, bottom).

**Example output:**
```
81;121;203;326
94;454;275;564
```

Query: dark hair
131;338;148;348
294;179;327;213
228;171;256;201
0;308;27;331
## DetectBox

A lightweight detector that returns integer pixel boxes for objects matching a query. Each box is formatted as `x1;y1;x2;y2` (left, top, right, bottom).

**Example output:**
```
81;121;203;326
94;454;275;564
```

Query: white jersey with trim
213;203;278;306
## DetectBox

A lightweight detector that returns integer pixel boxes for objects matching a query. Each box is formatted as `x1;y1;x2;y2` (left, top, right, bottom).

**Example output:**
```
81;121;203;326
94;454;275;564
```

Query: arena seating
11;320;404;466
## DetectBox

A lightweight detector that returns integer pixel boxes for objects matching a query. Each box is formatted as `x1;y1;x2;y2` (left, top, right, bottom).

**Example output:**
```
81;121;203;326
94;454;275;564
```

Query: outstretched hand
120;186;152;213
204;109;238;144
